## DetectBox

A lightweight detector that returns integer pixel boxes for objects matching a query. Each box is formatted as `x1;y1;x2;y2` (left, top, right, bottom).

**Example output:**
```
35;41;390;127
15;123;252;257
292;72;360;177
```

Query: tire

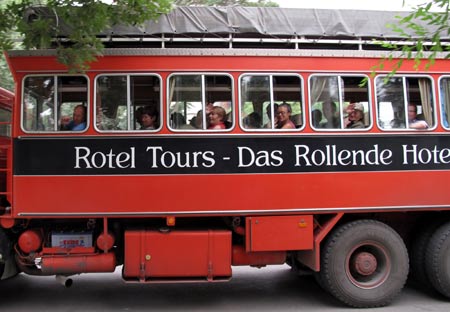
313;271;328;292
425;221;450;298
0;228;18;280
409;220;443;287
319;219;409;308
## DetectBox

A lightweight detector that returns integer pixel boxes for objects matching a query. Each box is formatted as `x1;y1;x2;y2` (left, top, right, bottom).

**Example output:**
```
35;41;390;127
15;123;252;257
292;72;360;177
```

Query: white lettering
295;144;393;167
75;146;92;169
74;147;136;169
146;146;215;168
238;146;283;167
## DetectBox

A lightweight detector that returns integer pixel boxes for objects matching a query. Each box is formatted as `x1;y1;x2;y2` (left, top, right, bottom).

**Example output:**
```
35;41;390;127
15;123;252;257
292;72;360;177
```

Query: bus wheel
410;220;443;287
425;221;450;298
319;219;409;308
0;228;18;280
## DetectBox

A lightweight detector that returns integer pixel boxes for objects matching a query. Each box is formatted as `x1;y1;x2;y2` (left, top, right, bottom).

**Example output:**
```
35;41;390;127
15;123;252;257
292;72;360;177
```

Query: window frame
166;72;235;133
238;73;304;132
94;73;163;133
438;75;450;130
375;74;437;131
21;74;90;134
308;73;372;132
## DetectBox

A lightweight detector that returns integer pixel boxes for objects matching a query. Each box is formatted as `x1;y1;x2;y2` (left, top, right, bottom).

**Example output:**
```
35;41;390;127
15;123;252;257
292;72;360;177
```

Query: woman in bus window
136;105;158;130
208;106;227;130
276;103;295;129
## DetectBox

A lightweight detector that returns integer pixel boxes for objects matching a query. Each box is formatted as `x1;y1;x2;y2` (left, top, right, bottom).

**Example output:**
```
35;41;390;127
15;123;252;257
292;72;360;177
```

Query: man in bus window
345;103;365;129
60;105;87;131
408;104;428;129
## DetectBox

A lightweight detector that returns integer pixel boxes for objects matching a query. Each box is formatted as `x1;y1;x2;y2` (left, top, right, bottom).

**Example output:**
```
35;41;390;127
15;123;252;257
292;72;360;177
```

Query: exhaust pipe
55;275;73;288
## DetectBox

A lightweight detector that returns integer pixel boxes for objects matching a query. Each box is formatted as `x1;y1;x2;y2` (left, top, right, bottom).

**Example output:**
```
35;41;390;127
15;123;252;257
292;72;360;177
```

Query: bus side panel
11;171;450;216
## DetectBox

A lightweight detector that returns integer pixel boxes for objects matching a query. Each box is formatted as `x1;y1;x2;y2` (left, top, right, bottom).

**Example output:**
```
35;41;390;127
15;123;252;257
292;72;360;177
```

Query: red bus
2;6;450;308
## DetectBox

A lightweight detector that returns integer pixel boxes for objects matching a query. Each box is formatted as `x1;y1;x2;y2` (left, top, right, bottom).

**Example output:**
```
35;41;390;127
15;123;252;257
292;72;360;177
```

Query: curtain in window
418;78;433;126
443;79;450;127
310;76;327;107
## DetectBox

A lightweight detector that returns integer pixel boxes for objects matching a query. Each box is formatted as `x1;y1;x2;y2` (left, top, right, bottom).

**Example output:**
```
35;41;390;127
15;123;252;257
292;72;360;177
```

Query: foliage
0;0;172;73
0;0;277;88
173;0;278;6
0;55;14;91
372;0;450;80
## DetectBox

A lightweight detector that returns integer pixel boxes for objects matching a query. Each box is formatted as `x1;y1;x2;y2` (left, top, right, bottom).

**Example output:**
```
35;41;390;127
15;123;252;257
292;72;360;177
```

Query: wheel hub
353;251;377;276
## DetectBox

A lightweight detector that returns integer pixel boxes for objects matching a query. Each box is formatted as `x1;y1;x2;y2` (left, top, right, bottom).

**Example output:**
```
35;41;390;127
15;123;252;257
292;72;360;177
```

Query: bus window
22;76;88;132
439;77;450;129
96;75;161;131
168;74;233;131
240;74;303;130
309;75;370;130
376;76;434;130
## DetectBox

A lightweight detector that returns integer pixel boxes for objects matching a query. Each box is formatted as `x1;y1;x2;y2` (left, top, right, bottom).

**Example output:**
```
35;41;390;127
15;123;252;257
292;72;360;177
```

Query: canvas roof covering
25;6;447;40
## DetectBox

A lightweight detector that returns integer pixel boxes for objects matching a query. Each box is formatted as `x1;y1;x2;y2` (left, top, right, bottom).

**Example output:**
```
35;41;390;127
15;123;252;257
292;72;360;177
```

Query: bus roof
25;6;448;45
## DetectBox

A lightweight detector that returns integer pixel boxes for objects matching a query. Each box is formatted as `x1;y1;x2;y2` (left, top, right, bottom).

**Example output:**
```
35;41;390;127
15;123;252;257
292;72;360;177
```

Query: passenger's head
73;105;87;126
137;105;158;129
209;106;226;125
408;104;418;121
171;112;185;128
312;109;322;127
322;100;337;120
244;112;262;129
276;103;292;126
266;103;279;119
193;110;203;129
349;102;364;122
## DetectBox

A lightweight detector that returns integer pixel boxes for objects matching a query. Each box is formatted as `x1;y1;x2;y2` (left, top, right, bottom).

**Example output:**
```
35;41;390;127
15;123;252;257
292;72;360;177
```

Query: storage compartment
123;229;232;282
246;215;313;252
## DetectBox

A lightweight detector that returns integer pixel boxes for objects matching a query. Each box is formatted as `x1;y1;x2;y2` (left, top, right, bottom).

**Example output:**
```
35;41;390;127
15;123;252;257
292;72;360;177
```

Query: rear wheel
409;220;443;286
319;219;409;308
425;221;450;298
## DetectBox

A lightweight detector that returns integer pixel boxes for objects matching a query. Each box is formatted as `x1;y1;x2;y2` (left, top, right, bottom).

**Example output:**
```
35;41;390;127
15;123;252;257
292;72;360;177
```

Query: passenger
60;105;87;131
390;109;405;128
276;103;295;129
205;102;214;116
311;109;322;128
264;103;279;128
190;110;204;129
321;100;340;129
171;112;185;129
408;104;428;129
244;112;262;129
136;105;158;130
208;106;227;129
346;103;365;129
